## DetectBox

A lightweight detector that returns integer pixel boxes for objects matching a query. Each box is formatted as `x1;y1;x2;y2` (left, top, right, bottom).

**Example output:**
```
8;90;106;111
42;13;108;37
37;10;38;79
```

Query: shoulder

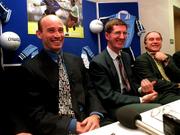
92;50;108;63
135;53;149;60
22;53;41;67
173;51;180;59
64;52;81;61
63;52;84;67
22;50;52;69
121;51;131;57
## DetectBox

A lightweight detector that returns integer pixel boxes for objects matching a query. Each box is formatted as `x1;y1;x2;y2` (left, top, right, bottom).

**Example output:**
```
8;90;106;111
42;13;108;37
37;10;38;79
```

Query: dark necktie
117;55;131;92
58;55;75;117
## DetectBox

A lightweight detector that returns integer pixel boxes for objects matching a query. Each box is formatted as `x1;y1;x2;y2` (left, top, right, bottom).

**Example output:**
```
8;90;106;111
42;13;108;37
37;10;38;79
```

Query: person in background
173;50;180;68
89;18;160;121
33;0;79;36
55;0;79;36
134;31;180;105
20;14;110;135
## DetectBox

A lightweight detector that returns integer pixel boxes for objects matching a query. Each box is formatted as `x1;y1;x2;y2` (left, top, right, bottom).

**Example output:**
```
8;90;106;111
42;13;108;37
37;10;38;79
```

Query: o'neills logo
8;37;20;42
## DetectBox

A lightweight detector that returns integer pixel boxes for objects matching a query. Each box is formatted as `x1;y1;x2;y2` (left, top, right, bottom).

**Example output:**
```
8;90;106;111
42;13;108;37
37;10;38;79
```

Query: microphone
116;107;164;135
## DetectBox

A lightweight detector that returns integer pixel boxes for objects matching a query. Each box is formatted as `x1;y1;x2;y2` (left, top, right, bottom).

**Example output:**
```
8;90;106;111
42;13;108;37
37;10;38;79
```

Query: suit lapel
145;52;163;77
104;50;121;89
63;53;75;86
63;53;84;114
38;50;58;89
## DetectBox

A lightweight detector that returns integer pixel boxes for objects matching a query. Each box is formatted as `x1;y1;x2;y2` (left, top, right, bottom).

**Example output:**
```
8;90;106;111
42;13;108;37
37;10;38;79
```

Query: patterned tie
117;55;131;92
58;55;75;117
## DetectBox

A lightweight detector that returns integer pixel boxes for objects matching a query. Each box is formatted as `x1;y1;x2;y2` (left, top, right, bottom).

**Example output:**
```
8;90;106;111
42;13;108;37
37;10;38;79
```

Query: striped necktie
117;55;131;92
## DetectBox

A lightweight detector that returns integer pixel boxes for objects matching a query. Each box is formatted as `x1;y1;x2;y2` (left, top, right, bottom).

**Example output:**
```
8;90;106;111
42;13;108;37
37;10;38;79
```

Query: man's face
105;25;127;54
145;32;162;53
36;15;65;53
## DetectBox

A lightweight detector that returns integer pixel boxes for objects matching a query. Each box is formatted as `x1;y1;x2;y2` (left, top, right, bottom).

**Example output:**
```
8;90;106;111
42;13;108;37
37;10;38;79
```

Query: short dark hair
104;18;127;33
37;14;47;32
144;31;163;44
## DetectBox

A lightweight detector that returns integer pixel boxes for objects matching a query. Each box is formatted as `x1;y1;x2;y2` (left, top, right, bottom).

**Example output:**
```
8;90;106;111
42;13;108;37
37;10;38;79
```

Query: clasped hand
141;79;158;103
154;52;168;62
76;114;100;134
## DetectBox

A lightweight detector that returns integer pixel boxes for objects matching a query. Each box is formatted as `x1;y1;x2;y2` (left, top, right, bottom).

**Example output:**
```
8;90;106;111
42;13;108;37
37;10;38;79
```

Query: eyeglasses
151;105;180;122
111;31;128;36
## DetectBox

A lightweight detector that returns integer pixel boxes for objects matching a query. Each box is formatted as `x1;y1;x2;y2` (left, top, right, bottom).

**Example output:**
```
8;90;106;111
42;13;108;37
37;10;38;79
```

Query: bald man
21;14;109;135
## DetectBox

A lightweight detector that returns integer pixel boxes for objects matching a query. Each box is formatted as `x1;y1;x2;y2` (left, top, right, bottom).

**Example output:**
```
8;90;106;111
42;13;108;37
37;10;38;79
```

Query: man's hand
16;133;32;135
76;115;100;134
154;52;168;62
141;79;156;94
141;91;158;103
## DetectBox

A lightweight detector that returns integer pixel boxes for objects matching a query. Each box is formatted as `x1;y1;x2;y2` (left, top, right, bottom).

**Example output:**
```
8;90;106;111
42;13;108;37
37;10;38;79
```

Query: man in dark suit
21;14;109;135
134;31;180;105
89;18;160;121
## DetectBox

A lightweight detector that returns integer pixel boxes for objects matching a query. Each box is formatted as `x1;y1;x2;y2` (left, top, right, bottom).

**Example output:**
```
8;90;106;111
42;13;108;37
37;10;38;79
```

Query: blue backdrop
98;2;140;56
1;0;140;64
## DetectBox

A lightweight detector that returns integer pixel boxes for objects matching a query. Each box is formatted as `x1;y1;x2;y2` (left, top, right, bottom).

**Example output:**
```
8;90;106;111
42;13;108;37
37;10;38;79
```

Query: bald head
38;14;63;32
36;14;65;53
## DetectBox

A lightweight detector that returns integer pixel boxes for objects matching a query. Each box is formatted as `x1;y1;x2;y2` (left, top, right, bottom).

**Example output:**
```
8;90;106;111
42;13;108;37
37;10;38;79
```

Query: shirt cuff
68;118;77;134
139;97;143;103
138;87;142;94
90;112;104;119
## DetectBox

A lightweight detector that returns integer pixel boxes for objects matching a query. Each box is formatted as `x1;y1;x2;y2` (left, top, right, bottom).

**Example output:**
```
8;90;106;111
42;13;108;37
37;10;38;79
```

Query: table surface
80;99;180;135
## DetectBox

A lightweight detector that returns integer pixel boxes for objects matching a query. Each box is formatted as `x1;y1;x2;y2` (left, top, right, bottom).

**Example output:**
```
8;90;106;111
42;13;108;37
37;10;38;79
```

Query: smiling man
134;31;180;105
20;14;109;135
89;19;161;121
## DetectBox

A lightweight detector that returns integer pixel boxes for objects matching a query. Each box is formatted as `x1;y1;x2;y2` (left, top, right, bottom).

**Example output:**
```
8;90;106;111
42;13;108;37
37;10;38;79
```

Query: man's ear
144;43;147;49
105;32;110;40
36;30;42;39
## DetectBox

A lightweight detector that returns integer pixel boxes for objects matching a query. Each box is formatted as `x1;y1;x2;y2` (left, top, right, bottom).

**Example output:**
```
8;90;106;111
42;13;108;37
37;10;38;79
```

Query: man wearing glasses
89;18;160;122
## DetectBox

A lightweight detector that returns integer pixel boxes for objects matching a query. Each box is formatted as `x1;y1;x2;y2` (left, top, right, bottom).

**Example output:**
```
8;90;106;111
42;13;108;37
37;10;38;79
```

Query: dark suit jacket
134;52;180;95
89;49;141;119
21;50;107;135
0;66;31;135
173;51;180;68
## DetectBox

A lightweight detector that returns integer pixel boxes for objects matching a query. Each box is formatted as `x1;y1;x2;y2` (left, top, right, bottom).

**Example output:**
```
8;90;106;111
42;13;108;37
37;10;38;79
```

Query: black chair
173;51;180;68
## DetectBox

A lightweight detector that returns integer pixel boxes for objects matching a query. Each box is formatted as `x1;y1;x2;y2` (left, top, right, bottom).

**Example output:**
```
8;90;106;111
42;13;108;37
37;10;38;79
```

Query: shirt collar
45;50;63;63
146;51;155;59
107;46;121;60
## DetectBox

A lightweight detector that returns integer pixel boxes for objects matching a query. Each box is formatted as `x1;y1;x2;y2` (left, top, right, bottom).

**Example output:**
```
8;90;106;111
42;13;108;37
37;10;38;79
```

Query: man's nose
54;31;64;37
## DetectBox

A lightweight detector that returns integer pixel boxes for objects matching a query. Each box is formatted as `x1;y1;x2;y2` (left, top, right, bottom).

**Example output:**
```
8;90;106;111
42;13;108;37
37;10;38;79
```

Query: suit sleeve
21;65;71;135
80;59;107;115
89;60;140;107
134;56;179;93
164;56;180;83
